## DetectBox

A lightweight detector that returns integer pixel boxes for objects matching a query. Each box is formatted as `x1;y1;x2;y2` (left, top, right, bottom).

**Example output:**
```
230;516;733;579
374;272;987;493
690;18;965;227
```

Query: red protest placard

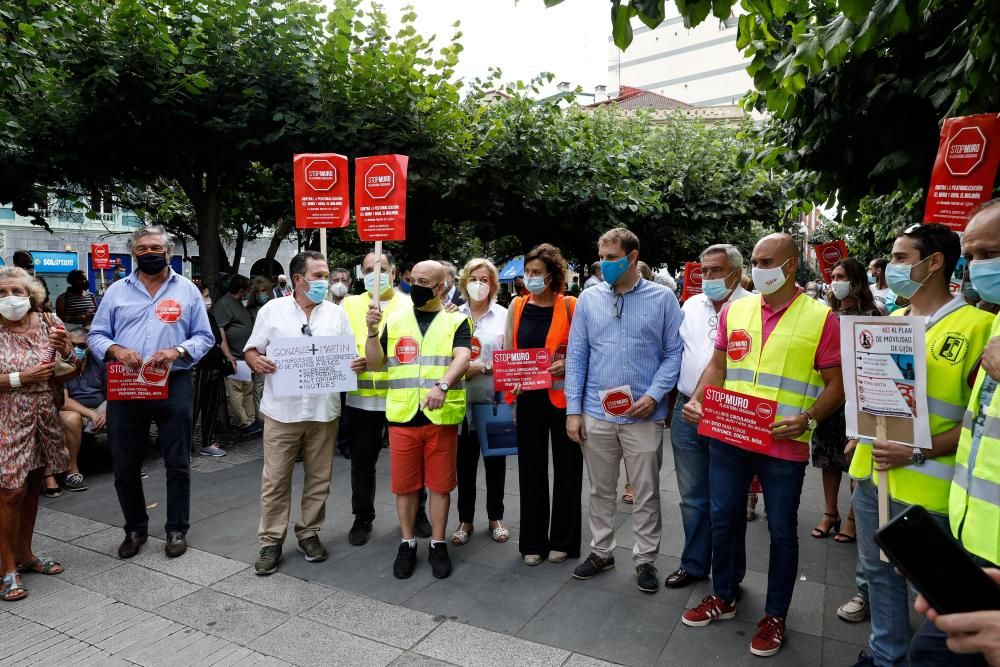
697;386;777;453
814;240;848;283
293;153;350;229
107;362;170;401
681;262;702;302
354;154;408;242
91;243;111;270
924;114;1000;232
492;348;552;392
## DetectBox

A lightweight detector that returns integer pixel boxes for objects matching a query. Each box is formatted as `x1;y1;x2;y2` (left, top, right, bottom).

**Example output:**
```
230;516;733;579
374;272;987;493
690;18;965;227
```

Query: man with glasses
565;228;683;594
244;251;363;575
666;244;751;590
88;226;214;559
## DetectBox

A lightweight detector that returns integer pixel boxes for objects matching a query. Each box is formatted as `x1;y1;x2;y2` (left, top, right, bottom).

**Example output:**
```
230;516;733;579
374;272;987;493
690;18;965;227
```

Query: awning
498;256;524;280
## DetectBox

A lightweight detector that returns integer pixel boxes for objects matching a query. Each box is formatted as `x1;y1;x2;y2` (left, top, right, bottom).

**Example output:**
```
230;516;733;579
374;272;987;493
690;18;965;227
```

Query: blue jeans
670;394;713;577
709;440;805;617
853;479;952;666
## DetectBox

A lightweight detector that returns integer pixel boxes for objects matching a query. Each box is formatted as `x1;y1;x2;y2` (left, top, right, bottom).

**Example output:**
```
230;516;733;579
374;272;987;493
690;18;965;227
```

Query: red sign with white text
814;240;848;283
155;299;182;324
91;243;111;270
354;154;408;242
492;348;552;392
681;262;702;302
107;362;170;401
394;336;419;365
727;329;752;362
924;114;1000;231
697;386;777;453
293;153;350;229
600;385;634;417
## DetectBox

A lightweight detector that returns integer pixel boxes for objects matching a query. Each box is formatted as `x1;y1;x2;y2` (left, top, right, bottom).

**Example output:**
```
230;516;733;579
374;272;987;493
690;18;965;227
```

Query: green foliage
809;189;924;261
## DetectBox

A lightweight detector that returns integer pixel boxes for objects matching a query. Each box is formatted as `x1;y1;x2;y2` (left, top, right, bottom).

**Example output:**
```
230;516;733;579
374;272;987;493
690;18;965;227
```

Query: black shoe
664;567;707;589
849;651;877;667
393;541;417;579
348;519;373;546
414;510;432;539
428;542;452;579
337;445;351;460
164;531;187;558
573;552;615;580
636;563;659;594
118;531;148;559
294;450;303;463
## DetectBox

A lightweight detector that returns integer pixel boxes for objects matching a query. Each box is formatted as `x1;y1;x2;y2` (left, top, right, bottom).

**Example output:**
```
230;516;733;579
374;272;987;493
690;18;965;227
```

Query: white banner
268;335;358;397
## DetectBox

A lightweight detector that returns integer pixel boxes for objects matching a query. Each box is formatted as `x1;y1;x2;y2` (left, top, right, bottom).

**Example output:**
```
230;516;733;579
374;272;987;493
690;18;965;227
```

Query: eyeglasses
613;293;625;320
301;323;312;337
707;315;719;341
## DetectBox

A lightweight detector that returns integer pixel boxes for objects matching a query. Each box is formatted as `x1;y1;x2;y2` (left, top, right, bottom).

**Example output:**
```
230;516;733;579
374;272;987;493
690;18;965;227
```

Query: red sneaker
681;594;737;627
750;614;786;657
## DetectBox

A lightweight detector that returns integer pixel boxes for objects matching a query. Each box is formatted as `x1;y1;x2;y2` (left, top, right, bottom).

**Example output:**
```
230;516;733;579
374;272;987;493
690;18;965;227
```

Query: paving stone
158;589;289;644
131;545;248;586
389;652;457;667
71;525;166;557
76;562;199;611
0;619;58;661
303;589;441;649
8;582;109;627
154;634;240;666
659;618;822;667
563;654;623;667
821;585;873;647
59;601;152;643
821;637;868;666
211;569;335;614
250;617;402;667
32;506;111;541
416;620;569;667
93;615;185;653
183;507;262;557
18;634;92;665
8;568;74;602
119;623;203;664
6;633;76;664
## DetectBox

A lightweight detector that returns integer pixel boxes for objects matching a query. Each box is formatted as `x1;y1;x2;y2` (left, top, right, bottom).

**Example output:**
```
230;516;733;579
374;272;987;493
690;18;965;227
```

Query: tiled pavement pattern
1;435;890;666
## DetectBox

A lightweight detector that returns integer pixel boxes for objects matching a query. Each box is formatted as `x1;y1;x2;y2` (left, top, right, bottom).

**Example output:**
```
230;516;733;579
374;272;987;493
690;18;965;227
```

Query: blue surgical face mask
867;272;876;285
74;347;87;361
524;275;549;295
601;256;631;286
701;273;734;302
885;256;932;300
302;279;328;304
364;273;391;296
969;257;1000;304
256;293;269;305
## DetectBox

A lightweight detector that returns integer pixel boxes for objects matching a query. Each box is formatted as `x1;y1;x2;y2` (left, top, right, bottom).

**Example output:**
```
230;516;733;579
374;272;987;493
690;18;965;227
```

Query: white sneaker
837;595;869;623
547;550;568;563
523;554;543;566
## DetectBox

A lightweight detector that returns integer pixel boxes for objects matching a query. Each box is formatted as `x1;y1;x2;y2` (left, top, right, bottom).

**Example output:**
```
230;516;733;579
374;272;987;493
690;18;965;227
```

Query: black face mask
136;252;167;275
410;283;440;308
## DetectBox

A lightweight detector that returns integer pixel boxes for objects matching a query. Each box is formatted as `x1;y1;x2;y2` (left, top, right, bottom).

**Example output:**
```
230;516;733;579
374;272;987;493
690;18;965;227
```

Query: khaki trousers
258;415;338;545
226;377;256;427
582;415;663;565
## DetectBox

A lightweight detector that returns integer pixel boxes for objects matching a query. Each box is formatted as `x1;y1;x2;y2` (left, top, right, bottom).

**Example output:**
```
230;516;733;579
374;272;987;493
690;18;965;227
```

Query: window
721;14;738;29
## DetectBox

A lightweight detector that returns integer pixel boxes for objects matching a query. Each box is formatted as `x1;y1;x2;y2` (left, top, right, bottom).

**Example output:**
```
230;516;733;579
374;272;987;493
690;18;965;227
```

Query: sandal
834;516;857;543
17;556;64;576
41;474;61;498
490;522;510;543
811;512;841;539
621;492;634;504
0;572;27;602
451;523;473;546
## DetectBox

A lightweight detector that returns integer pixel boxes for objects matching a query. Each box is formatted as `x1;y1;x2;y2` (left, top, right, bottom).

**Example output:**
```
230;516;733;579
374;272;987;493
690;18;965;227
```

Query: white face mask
466;281;489;303
0;295;32;321
751;259;790;295
830;281;851;300
330;282;349;298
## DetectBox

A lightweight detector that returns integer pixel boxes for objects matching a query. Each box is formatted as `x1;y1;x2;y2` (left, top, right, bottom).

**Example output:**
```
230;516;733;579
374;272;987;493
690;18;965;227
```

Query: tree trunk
195;189;222;291
232;224;246;274
265;216;293;266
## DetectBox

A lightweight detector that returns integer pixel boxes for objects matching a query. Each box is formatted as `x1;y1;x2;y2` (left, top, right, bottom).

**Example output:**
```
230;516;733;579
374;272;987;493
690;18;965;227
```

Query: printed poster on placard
600;385;634;418
268;336;358;397
492;348;552;392
355;154;408;242
923;114;1000;232
293;153;350;229
90;243;111;270
681;262;702;302
697;386;777;453
840;316;931;448
814;240;849;284
107;361;170;400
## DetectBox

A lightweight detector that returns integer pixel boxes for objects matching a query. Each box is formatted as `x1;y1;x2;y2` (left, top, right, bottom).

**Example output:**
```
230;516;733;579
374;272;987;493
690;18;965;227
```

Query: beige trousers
226;377;256;427
582;415;663;565
258;415;338;545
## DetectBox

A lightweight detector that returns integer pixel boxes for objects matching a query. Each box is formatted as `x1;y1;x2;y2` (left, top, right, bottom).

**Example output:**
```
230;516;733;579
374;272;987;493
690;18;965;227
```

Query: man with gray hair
439;260;465;307
664;243;750;589
89;226;214;560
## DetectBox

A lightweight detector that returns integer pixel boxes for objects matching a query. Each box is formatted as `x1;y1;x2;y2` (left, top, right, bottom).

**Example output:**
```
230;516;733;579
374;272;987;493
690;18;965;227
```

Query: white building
607;10;751;108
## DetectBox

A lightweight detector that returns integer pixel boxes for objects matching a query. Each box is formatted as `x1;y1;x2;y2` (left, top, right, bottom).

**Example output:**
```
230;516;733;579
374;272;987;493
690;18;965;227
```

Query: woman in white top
451;259;510;546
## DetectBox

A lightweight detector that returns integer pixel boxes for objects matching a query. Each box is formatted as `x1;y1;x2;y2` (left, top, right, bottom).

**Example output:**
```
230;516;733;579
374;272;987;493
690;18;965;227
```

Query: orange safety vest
507;293;576;408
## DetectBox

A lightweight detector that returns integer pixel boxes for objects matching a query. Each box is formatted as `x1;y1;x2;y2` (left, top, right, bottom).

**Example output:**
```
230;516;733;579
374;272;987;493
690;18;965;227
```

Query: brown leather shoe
118;531;147;559
165;531;187;558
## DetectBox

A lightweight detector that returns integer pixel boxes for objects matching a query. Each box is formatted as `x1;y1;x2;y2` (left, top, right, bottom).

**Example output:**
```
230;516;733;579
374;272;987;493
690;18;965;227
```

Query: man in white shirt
244;251;364;575
583;262;602;289
666;243;751;589
868;257;893;314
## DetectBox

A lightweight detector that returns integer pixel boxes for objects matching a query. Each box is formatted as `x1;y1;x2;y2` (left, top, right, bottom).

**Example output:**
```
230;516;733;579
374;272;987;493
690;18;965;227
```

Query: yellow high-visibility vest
342;291;411;398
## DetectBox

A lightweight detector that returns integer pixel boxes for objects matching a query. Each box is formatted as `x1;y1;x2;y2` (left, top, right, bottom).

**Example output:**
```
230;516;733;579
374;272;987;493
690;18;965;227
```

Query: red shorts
388;424;459;495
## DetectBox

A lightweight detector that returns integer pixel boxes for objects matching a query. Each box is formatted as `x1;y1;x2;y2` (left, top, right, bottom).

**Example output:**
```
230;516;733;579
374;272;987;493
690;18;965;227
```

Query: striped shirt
565;278;683;423
60;289;97;323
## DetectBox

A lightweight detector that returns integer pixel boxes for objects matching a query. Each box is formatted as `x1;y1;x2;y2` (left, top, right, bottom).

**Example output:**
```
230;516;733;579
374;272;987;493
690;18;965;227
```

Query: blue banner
32;251;79;274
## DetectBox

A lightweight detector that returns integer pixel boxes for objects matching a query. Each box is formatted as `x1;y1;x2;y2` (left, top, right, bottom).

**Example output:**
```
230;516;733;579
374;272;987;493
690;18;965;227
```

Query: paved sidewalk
3;436;880;666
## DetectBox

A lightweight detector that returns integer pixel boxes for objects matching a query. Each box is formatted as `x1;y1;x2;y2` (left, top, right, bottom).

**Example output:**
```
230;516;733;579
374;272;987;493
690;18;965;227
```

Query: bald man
679;233;844;657
365;260;472;580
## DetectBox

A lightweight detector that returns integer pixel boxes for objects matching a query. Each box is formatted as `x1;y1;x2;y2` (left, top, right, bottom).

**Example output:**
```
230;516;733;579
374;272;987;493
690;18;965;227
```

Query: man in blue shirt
89;226;213;560
565;228;683;594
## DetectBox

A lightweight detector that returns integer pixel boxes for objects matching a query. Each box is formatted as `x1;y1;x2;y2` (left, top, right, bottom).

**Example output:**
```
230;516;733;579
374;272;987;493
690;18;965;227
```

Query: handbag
471;392;518;457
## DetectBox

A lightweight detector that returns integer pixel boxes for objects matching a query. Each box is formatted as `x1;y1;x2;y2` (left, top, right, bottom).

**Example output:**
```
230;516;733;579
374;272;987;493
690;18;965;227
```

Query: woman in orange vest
505;243;582;566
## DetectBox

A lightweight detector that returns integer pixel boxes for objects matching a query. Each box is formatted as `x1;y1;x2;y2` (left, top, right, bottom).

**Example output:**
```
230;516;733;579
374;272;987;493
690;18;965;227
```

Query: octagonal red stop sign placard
924;114;1000;232
355;154;408;242
293;153;350;229
727;329;753;363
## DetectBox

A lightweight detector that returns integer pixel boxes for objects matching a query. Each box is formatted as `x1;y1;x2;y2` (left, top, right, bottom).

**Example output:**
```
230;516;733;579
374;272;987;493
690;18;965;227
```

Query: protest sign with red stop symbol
354;155;408;242
923;114;1000;232
681;262;703;302
91;243;111;270
814;239;848;283
293;153;350;229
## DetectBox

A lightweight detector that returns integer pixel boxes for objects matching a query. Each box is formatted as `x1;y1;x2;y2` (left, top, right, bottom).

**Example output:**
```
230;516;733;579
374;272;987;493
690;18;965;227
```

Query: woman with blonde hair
0;266;74;601
451;258;511;546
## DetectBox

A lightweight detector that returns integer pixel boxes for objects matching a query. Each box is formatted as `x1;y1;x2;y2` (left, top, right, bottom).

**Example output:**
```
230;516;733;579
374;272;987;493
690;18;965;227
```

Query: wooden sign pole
371;240;383;311
876;415;890;562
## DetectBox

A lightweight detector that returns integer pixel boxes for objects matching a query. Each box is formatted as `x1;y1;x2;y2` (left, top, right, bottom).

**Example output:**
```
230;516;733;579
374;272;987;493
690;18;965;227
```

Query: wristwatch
435;382;450;392
910;448;927;466
483;364;493;376
174;346;186;359
801;410;818;431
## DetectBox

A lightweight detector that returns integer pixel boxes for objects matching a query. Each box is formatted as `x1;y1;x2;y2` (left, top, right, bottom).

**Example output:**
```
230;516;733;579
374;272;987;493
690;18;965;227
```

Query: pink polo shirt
714;289;841;462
